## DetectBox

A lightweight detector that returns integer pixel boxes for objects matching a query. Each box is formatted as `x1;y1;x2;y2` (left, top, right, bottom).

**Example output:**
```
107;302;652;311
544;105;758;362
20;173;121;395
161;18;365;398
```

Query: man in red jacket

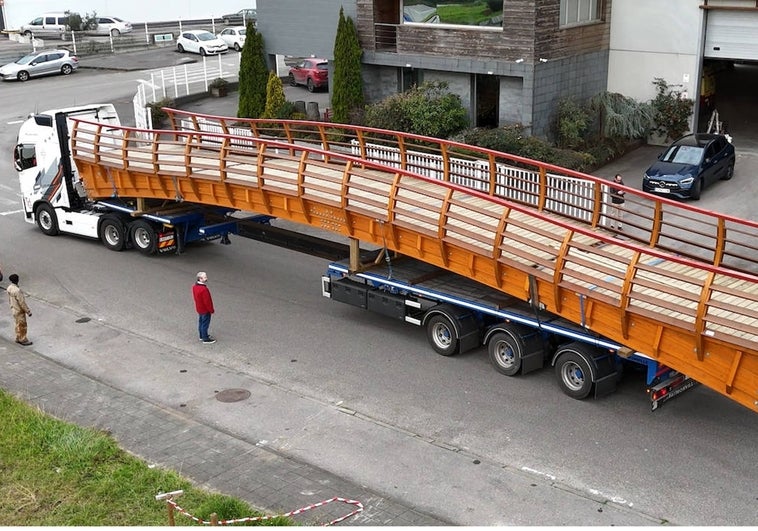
192;271;216;344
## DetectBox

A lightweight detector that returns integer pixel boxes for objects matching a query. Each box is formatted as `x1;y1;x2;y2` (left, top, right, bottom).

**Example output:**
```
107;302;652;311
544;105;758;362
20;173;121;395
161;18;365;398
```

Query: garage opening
700;8;758;151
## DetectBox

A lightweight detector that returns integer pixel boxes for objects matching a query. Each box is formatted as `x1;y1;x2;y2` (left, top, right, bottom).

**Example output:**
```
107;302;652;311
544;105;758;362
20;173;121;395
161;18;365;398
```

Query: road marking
7;120;24;125
0;209;24;216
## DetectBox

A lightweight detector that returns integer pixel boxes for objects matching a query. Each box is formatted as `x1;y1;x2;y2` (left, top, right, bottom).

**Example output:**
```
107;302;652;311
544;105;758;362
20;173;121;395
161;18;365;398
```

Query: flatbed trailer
322;250;696;409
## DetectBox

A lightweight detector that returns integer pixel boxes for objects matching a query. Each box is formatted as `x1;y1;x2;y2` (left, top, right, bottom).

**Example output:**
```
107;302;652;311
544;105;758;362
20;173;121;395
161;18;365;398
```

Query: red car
288;58;328;92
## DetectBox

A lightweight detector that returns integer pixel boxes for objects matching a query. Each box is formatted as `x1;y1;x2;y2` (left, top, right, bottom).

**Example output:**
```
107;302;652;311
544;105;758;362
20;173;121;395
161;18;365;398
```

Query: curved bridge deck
69;110;758;413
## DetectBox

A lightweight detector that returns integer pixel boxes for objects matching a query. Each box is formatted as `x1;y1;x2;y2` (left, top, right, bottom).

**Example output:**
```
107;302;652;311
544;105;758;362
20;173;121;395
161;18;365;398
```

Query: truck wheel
36;204;59;236
554;345;594;399
130;220;158;255
487;331;523;376
426;314;459;356
99;216;126;251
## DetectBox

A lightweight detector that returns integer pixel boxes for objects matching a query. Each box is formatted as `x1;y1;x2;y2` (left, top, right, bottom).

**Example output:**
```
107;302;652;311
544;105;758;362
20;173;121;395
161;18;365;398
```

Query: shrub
554;98;590;150
263;71;286;119
364;81;468;138
146;98;174;128
650;77;693;140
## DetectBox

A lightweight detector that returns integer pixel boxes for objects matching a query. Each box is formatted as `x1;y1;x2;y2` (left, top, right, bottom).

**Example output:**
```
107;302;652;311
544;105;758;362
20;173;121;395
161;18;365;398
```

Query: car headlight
679;176;694;185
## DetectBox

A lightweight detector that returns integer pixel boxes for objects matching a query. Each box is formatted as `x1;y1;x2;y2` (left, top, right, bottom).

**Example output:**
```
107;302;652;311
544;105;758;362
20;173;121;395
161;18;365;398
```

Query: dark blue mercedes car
642;133;735;200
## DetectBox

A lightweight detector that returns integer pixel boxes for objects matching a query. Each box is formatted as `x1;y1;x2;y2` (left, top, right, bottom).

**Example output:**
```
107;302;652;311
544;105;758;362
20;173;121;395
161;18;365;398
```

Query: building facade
259;0;611;138
258;1;758;140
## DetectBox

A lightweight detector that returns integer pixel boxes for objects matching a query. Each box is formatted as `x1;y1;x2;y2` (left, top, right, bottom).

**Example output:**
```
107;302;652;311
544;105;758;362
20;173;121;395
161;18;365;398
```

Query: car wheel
177;43;185;53
234;42;241;51
721;161;735;181
288;74;297;86
61;64;73;75
307;78;315;92
17;70;30;82
200;47;207;56
111;28;121;37
690;177;702;200
22;30;32;37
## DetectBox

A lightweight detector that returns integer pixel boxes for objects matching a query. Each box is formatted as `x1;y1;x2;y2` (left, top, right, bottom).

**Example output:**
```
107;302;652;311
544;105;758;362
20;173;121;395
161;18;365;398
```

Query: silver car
0;49;79;82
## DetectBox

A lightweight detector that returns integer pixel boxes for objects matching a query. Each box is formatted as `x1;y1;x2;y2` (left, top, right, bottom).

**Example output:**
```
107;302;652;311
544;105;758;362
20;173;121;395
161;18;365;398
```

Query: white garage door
704;10;758;60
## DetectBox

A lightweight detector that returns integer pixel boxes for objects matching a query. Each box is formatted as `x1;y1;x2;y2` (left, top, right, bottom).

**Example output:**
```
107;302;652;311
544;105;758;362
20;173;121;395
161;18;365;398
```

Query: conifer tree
331;7;364;123
237;21;268;118
264;70;287;119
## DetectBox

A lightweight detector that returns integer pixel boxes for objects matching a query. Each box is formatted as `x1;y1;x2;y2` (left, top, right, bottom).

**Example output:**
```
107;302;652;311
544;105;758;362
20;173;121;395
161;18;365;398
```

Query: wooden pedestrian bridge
69;108;758;413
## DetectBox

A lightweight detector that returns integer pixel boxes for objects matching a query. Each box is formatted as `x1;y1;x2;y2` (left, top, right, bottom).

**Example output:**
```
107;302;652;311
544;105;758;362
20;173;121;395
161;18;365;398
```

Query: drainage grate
215;388;251;403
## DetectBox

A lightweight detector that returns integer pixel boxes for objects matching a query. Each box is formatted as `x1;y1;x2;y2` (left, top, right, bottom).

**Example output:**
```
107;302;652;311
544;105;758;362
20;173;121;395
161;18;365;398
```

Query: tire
177;43;185;53
17;70;30;82
36;204;59;236
554;346;594;399
307;78;315;92
61;64;73;75
111;28;120;37
23;30;32;37
425;313;459;356
487;331;523;376
690;177;702;200
99;216;127;251
130;219;158;255
234;42;241;51
200;47;207;56
721;161;734;181
288;74;297;87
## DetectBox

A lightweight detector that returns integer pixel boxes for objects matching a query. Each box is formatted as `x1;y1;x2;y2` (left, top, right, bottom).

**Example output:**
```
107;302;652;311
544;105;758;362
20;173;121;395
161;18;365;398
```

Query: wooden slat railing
70;117;758;413
162;108;758;276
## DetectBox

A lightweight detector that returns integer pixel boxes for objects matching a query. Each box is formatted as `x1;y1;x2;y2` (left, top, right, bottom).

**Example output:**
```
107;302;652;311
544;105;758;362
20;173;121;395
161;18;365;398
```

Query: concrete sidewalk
0;299;447;526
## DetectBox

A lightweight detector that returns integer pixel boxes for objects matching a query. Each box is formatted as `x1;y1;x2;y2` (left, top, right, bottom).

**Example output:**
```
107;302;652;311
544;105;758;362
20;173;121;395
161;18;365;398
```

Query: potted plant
209;77;229;98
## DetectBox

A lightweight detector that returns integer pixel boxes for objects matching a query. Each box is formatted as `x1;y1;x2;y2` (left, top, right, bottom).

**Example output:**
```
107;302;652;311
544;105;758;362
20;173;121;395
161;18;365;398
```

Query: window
403;0;504;28
560;0;601;27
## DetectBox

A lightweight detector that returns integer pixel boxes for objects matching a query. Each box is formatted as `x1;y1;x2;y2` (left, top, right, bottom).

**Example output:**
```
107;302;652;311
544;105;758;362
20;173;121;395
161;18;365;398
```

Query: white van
20;13;70;39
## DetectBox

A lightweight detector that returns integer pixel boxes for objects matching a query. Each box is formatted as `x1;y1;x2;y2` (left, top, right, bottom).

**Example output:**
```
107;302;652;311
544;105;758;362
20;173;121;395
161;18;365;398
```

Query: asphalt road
0;52;756;525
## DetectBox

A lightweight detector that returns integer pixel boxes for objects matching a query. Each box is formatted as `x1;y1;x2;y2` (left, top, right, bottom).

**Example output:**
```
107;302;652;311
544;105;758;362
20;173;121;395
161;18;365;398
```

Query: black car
642;133;735;200
221;9;256;25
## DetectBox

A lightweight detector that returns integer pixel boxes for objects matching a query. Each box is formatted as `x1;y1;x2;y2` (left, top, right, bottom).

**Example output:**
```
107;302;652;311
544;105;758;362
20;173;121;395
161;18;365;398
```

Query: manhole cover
215;388;251;403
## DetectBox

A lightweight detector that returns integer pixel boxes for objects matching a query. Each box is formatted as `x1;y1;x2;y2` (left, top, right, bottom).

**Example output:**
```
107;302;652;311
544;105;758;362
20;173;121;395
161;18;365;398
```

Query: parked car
288;58;329;93
642;133;736;200
221;9;256;25
93;16;132;37
0;49;78;82
176;30;228;56
19;13;69;39
217;26;246;51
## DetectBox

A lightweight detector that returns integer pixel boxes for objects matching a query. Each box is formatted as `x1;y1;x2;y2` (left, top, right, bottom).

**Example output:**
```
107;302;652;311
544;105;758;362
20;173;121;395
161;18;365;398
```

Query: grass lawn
0;389;291;526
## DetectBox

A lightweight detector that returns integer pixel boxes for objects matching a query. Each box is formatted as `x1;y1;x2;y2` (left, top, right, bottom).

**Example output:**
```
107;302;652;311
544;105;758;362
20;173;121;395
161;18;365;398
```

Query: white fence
133;54;240;130
353;141;609;223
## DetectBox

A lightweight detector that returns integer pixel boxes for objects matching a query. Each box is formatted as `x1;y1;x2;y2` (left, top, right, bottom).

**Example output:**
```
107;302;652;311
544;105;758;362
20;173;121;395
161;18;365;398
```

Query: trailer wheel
426;314;459;356
35;204;59;236
487;331;523;376
130;220;158;255
99;216;127;251
554;345;594;399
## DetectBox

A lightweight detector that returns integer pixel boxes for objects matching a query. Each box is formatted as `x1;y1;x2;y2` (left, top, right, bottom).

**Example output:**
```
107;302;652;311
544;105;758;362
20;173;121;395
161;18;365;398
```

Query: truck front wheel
426;313;459;356
36;204;59;236
130;220;158;255
99;216;126;251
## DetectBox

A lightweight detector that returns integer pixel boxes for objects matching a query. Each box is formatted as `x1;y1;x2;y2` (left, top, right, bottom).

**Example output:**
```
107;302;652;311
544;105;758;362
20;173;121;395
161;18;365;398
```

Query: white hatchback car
176;30;228;56
217;26;246;51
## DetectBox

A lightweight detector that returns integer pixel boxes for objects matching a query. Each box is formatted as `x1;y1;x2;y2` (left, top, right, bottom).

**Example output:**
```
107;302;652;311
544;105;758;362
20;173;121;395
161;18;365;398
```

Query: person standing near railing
609;173;626;231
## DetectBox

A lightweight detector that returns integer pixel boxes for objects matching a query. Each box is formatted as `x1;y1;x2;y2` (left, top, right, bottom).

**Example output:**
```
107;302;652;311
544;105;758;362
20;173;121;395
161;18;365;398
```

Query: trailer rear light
648;373;697;411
